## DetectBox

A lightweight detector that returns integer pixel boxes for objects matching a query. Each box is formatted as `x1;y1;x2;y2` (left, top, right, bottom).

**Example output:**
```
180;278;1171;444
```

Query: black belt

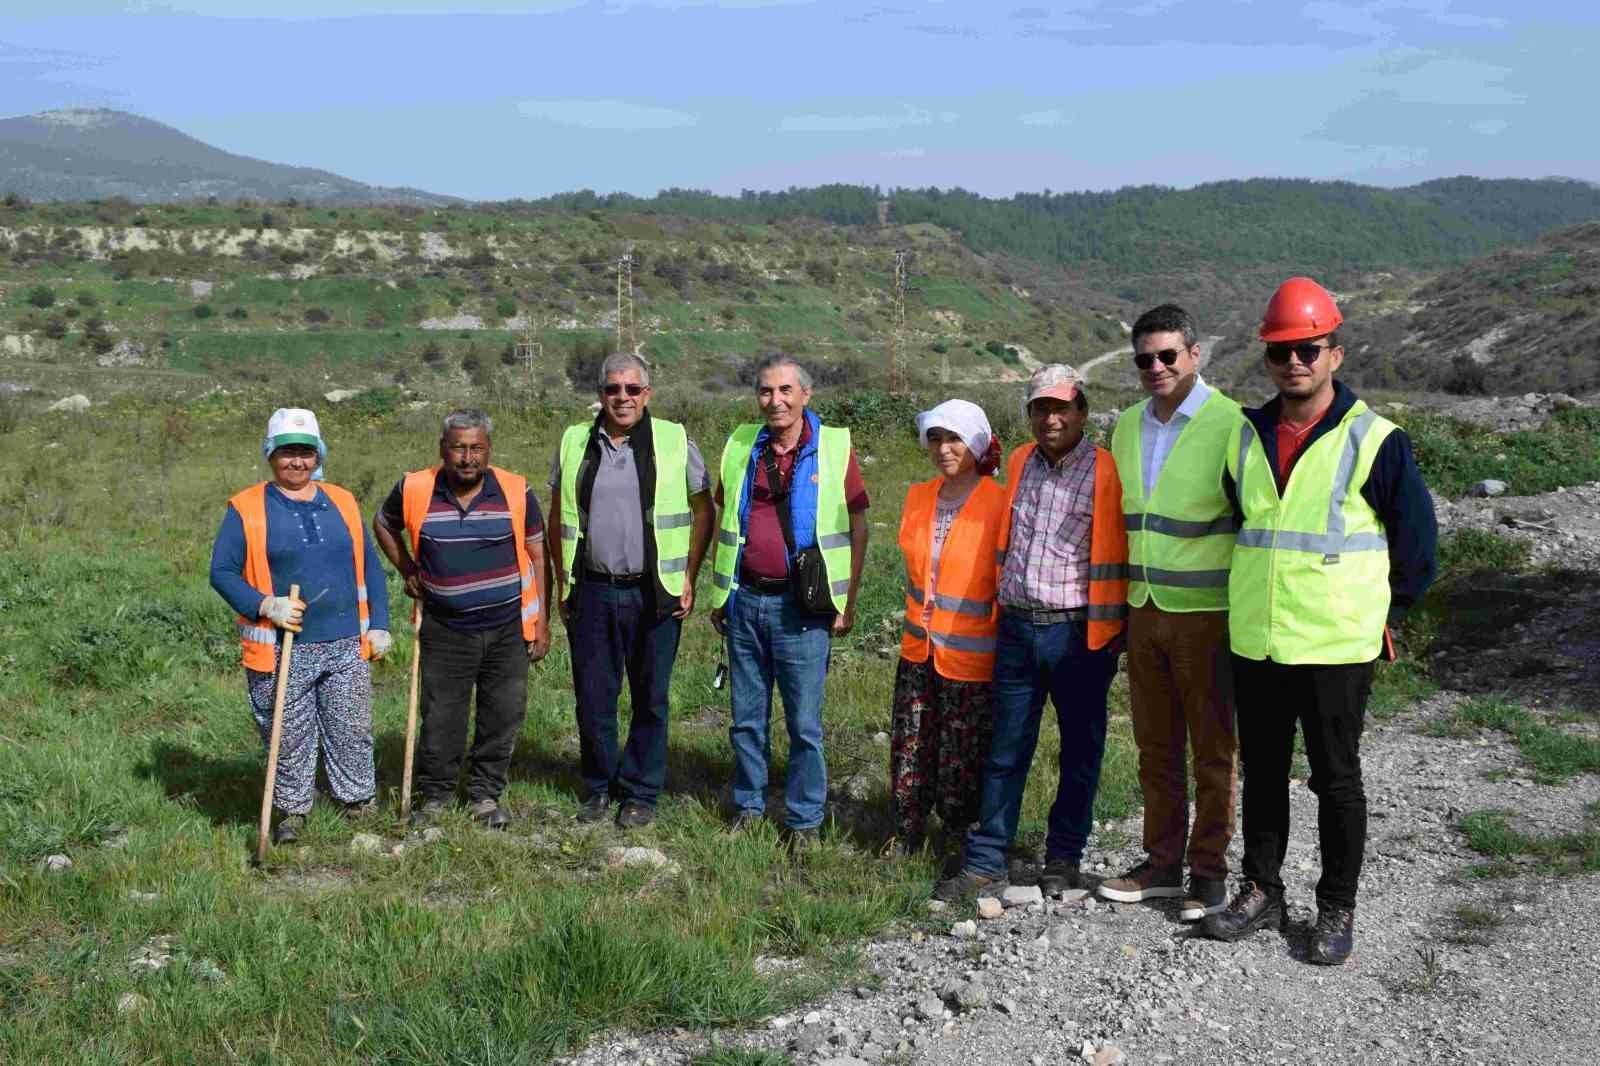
1002;605;1087;625
584;570;646;588
741;574;789;595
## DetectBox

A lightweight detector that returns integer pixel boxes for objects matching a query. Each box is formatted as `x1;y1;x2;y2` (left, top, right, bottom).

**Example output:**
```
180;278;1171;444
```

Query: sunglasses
1133;348;1184;371
602;383;646;397
1264;342;1330;366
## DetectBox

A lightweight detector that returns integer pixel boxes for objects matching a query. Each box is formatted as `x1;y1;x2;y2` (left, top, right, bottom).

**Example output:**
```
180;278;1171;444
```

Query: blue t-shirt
210;484;392;645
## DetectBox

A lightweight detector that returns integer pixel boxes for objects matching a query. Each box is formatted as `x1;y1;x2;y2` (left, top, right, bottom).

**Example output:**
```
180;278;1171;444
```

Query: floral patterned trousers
890;656;993;842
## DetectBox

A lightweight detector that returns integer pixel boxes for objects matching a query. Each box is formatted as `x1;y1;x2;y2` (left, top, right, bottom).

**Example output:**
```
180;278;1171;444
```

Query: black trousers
415;614;528;804
1233;655;1375;910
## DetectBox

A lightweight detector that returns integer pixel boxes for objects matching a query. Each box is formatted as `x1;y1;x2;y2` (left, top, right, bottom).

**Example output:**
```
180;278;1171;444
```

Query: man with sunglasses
1101;305;1241;923
1203;277;1436;965
549;352;716;828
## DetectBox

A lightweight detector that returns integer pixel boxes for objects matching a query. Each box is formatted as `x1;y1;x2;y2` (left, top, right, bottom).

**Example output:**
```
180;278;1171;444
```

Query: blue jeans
571;580;683;807
727;589;832;829
963;611;1120;877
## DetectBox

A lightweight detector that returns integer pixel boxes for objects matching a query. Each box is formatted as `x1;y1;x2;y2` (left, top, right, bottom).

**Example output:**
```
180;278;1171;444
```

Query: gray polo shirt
549;431;710;575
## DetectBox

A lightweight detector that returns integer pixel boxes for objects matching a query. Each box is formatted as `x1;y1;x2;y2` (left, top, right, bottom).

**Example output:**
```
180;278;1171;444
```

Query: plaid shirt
998;435;1098;609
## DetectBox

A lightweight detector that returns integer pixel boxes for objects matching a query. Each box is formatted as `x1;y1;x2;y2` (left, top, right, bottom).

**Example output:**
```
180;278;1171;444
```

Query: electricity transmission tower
513;315;542;375
615;251;639;354
887;250;909;393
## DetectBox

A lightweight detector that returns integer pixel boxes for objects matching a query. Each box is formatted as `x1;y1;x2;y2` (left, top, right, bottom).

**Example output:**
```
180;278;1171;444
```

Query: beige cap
1022;364;1082;416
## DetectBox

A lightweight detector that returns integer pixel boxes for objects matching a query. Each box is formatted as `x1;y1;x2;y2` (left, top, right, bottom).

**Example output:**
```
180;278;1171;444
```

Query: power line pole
615;250;638;355
887;249;909;393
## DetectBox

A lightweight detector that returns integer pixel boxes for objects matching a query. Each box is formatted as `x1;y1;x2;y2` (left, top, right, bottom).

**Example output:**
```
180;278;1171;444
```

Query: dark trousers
571;580;683;807
1233;654;1375;910
963;612;1120;876
415;614;528;804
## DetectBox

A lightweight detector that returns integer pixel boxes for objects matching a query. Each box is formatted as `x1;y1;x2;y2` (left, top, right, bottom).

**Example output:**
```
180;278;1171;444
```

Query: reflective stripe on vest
402;465;541;641
557;419;693;595
710;421;852;612
227;481;373;672
898;476;1006;682
1226;404;1396;665
1110;390;1240;612
996;443;1129;650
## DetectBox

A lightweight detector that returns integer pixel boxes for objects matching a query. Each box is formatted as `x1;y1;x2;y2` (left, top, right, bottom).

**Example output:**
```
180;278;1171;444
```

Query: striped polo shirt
379;469;544;632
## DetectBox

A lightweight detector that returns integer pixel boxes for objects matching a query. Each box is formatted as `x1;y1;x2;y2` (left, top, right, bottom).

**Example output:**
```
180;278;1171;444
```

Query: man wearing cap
373;409;551;829
1202;278;1436;965
707;352;871;848
934;365;1129;901
549;352;715;829
1100;305;1241;922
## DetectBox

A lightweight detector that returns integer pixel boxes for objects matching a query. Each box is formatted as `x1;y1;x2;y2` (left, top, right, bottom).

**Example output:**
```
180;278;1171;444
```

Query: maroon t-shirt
714;420;870;581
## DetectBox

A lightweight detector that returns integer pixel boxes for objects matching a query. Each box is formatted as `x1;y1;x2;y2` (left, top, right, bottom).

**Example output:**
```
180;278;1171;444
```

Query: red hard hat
1259;276;1343;342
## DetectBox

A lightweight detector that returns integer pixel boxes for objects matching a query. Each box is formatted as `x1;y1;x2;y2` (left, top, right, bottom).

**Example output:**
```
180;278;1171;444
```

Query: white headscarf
916;398;993;465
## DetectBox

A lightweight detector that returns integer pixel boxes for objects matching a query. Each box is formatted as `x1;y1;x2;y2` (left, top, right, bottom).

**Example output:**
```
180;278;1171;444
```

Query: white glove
367;629;393;660
260;595;305;632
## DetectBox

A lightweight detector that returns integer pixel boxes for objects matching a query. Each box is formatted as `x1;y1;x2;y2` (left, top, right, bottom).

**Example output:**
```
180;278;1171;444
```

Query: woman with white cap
890;399;1006;857
209;407;392;844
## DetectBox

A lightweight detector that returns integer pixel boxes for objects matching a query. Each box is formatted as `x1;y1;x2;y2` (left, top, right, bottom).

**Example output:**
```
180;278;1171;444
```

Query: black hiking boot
932;868;1006;903
1308;906;1356;965
1201;880;1285;942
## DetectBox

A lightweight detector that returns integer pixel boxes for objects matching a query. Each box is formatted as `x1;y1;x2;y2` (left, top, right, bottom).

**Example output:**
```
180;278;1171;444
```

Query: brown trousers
1127;602;1236;879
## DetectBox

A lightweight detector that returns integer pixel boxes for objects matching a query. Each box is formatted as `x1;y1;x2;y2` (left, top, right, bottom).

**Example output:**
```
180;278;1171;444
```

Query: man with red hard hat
1202;278;1436;964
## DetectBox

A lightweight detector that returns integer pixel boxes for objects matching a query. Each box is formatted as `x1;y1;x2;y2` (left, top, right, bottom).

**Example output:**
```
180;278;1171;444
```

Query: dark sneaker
576;794;613;824
1038;861;1085;896
728;809;764;834
341;798;377;821
1179;876;1229;921
1308;906;1355;965
1098;860;1184;903
1202;880;1285;942
271;813;305;845
409;797;448;828
932;868;1006;903
468;798;511;830
615;802;655;829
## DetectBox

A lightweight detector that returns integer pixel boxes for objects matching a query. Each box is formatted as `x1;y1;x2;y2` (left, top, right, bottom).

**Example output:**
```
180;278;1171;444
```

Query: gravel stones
1470;479;1508;497
950;920;978;939
604;846;675;871
1002;884;1044;907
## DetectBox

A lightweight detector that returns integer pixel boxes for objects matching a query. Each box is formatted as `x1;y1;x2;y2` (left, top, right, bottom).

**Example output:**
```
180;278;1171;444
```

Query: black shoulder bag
763;446;838;618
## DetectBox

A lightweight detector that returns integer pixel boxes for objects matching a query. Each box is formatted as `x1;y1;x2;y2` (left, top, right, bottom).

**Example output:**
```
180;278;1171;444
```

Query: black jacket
1222;381;1438;624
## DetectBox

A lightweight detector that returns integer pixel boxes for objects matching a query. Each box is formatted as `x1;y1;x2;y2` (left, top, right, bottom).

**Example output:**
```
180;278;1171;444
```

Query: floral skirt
889;656;992;841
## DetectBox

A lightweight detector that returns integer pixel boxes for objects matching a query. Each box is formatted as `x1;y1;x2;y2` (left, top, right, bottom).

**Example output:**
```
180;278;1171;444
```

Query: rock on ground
47;394;90;413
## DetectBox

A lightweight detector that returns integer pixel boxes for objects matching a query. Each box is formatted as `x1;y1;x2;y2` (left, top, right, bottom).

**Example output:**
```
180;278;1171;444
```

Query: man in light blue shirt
1102;305;1242;922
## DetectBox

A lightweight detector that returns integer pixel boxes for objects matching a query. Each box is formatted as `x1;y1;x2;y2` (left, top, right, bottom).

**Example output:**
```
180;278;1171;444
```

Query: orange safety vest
899;476;1007;682
997;442;1129;650
400;465;541;641
228;481;373;672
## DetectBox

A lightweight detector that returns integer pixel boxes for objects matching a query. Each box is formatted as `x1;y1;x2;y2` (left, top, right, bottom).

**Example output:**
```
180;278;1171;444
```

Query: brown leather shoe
1098;859;1183;903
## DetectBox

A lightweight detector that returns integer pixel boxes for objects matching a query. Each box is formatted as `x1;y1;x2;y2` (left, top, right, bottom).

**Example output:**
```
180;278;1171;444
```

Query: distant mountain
0;108;458;207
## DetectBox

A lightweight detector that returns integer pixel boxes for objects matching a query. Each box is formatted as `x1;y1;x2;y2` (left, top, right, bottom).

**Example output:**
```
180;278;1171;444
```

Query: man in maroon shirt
709;354;870;847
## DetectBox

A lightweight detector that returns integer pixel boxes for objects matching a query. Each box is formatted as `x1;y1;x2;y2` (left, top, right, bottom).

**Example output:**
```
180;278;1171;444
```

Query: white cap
262;408;327;480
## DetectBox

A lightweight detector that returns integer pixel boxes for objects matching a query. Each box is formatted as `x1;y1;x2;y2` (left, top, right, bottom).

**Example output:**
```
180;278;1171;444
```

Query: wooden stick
399;603;422;822
255;583;300;867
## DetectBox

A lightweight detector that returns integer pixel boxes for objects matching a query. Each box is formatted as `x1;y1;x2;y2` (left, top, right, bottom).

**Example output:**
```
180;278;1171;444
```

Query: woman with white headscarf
208;408;392;844
890;399;1006;857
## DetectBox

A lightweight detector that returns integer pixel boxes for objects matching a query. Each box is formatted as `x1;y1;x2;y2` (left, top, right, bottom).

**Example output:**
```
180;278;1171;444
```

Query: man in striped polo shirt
374;409;551;828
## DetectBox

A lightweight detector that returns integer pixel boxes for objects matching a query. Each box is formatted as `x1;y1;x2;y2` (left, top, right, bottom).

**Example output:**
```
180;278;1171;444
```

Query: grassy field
0;383;1152;1064
0;369;1547;1062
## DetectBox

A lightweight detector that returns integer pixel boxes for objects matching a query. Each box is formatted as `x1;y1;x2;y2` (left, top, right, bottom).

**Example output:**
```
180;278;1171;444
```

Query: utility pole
615;251;638;355
887;249;909;393
513;313;541;375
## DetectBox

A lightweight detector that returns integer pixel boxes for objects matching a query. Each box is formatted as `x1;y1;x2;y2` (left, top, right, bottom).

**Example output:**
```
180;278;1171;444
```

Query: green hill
0;197;1122;397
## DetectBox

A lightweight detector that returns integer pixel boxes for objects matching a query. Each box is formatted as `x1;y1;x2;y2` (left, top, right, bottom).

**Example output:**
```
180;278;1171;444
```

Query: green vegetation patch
1460;804;1600;878
1399;407;1600;498
1425;695;1600;783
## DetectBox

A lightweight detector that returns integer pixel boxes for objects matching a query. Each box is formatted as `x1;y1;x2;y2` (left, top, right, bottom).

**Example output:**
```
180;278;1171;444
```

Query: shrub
303;306;331;324
193;303;214;319
421;340;444;366
495;296;517;318
564;336;610;391
1438;529;1532;577
42;316;67;340
26;285;54;309
75;290;97;308
227;307;249;320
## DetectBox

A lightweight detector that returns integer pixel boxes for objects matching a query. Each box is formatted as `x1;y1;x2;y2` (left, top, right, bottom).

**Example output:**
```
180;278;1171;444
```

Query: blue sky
2;0;1595;200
